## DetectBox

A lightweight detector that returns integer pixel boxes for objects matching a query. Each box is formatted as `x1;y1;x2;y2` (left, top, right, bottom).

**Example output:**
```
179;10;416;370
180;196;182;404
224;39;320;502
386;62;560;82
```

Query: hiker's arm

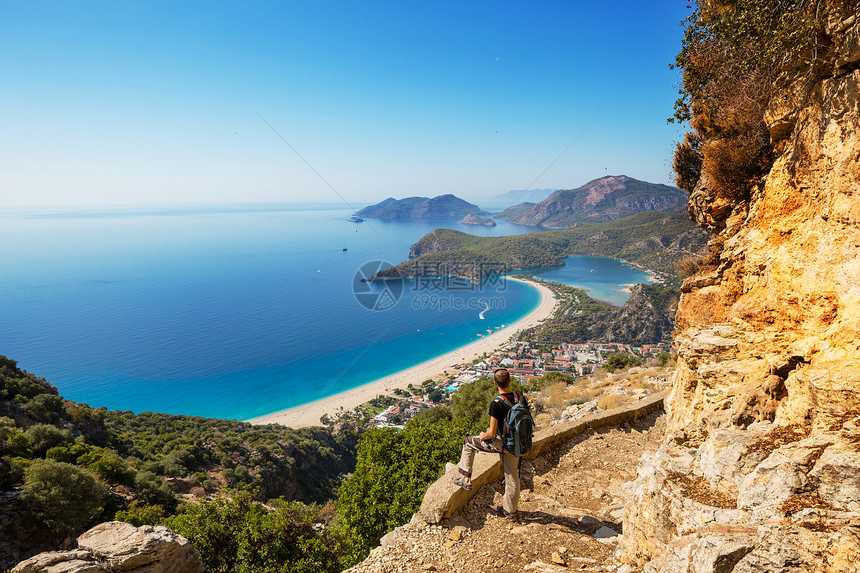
479;417;499;440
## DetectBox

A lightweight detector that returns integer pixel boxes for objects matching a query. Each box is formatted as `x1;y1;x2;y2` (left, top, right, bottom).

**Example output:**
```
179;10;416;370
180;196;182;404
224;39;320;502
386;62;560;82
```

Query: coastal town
329;338;672;428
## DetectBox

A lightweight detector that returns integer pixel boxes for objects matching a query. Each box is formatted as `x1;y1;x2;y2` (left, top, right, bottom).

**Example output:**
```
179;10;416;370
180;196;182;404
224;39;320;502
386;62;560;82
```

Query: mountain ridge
505;175;686;228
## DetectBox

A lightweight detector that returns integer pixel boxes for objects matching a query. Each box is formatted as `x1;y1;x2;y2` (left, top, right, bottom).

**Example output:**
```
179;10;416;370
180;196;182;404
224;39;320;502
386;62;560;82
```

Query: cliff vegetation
0;355;357;569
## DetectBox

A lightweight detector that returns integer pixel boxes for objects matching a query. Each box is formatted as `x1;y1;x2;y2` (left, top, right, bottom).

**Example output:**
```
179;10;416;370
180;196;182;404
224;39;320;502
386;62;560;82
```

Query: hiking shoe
495;506;518;522
452;476;473;491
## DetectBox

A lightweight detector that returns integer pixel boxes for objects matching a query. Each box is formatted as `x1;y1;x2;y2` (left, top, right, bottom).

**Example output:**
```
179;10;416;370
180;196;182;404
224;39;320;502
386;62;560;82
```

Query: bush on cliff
671;0;827;200
335;380;502;565
21;459;109;536
165;490;344;573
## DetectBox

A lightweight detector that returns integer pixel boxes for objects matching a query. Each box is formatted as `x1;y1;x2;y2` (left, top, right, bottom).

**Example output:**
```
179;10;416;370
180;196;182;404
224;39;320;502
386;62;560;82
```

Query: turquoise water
0;205;649;420
519;256;653;306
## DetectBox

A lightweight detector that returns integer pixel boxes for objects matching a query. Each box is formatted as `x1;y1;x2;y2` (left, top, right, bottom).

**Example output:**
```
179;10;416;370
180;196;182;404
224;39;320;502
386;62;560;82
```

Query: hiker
452;367;528;521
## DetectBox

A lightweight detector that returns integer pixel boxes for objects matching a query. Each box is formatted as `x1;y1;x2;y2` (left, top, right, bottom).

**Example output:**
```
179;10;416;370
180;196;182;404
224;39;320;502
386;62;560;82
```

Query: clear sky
1;1;691;208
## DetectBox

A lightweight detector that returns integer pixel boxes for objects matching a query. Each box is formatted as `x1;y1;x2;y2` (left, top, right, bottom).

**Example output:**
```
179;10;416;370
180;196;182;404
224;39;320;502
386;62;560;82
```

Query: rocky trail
349;409;666;573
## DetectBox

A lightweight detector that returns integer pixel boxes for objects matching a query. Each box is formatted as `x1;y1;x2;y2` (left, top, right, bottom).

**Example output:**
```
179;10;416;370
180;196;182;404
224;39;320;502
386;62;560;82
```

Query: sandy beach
250;277;558;429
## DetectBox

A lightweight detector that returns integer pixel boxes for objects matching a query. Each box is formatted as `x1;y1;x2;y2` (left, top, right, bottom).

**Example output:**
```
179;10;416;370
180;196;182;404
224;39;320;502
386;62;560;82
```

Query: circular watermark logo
352;260;404;311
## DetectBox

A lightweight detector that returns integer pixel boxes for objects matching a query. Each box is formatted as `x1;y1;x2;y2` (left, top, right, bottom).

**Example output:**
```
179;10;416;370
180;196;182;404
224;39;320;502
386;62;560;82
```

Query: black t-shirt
489;392;525;438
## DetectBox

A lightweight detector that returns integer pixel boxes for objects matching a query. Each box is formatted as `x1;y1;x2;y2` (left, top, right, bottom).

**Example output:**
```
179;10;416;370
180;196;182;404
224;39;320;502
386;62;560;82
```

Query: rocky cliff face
589;284;679;344
621;4;860;571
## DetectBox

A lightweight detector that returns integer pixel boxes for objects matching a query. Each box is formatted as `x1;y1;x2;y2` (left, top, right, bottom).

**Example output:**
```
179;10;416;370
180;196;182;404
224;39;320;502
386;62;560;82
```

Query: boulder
11;551;103;573
699;426;770;497
12;522;202;573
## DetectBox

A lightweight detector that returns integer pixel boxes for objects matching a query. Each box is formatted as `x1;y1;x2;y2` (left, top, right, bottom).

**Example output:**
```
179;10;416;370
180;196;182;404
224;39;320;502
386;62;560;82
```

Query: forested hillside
503;175;687;227
0;355;524;571
0;355;357;568
518;280;681;345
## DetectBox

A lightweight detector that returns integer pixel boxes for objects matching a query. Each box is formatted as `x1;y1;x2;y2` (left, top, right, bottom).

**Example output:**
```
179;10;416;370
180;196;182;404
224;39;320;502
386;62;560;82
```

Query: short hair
494;368;511;389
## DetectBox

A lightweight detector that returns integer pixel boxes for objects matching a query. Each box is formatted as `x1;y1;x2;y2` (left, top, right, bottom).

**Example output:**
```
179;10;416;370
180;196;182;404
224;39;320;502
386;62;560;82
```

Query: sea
0;204;652;420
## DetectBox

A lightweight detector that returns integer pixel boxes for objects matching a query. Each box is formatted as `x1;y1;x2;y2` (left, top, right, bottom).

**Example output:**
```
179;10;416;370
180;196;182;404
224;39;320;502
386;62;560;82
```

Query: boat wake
478;302;490;320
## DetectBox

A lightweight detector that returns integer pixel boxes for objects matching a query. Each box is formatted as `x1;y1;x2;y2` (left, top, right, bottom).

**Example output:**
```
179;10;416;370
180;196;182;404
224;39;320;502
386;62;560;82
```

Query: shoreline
250;276;558;429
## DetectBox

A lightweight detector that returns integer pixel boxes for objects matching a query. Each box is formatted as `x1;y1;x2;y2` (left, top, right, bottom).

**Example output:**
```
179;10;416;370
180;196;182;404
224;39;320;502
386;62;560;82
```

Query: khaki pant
457;436;520;514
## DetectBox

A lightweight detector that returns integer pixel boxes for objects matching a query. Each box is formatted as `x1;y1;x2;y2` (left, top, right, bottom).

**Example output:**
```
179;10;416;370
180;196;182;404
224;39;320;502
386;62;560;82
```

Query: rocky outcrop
506;176;687;228
589;284;680;344
11;522;202;573
620;4;860;572
457;214;496;226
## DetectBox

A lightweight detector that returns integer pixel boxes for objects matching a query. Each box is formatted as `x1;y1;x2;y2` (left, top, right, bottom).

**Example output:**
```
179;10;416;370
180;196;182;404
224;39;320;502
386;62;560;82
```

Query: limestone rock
809;443;860;511
11;551;103;573
620;6;860;572
736;435;834;513
594;526;620;540
76;522;202;573
699;426;770;497
12;523;203;573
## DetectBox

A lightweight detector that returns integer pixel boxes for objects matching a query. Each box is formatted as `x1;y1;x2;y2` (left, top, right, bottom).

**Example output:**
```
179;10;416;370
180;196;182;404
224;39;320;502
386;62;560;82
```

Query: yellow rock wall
672;11;860;439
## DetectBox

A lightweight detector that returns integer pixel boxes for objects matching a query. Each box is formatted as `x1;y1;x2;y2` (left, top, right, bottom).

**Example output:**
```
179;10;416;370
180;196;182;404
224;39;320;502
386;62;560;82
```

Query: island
355;194;489;220
458;213;496;226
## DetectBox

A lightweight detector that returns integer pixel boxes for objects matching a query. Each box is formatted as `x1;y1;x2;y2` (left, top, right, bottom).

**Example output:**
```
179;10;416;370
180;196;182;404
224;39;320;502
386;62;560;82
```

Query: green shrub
21;459;109;535
45;442;91;464
336;418;467;564
115;500;166;527
6;431;33;458
26;394;65;424
414;406;453;424
25;424;74;457
78;450;134;485
134;470;178;513
166;491;344;573
450;378;496;430
604;352;642;373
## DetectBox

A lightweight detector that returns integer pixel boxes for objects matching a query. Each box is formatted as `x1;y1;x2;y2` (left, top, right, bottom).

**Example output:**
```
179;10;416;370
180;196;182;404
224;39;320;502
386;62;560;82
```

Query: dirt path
348;409;666;573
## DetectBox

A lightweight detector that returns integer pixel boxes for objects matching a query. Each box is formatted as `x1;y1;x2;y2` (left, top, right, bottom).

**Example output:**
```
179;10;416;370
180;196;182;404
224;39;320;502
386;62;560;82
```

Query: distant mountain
505;175;687;229
355;194;488;220
483;188;558;208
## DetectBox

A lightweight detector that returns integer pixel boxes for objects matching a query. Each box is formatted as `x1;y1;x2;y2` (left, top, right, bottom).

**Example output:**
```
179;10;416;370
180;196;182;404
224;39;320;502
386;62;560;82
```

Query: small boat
349;216;364;223
342;248;348;252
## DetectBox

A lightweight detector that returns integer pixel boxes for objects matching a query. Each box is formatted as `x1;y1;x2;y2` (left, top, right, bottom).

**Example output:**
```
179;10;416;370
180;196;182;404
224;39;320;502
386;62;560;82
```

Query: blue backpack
495;392;534;457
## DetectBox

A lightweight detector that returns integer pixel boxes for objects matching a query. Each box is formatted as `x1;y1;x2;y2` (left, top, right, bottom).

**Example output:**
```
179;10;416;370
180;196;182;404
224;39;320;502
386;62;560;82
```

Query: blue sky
1;1;690;208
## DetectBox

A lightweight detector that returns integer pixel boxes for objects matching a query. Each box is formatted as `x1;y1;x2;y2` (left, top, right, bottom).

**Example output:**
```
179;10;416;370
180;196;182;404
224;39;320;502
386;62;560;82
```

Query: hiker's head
494;368;511;389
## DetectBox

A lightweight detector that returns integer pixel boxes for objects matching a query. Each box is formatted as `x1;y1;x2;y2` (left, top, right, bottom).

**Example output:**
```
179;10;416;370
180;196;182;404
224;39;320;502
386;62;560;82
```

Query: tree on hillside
21;459;108;536
166;490;344;573
336;418;466;564
604;352;642;373
450;379;497;430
